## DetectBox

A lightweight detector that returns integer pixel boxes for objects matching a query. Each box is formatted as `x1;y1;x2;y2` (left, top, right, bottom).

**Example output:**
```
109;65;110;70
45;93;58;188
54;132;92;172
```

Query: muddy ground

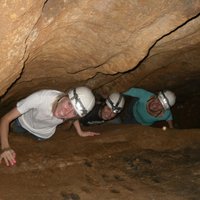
0;124;200;200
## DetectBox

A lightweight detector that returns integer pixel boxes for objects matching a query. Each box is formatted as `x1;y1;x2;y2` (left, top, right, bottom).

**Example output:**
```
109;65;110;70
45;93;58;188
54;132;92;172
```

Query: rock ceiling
0;0;200;114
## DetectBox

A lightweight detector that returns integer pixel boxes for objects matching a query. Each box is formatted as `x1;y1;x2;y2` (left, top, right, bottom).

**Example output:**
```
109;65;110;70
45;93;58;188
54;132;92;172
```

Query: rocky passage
0;124;199;200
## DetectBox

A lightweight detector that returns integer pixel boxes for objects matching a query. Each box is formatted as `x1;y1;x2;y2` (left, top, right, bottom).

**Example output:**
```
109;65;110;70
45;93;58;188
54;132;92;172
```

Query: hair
51;92;67;118
52;92;81;122
56;92;67;102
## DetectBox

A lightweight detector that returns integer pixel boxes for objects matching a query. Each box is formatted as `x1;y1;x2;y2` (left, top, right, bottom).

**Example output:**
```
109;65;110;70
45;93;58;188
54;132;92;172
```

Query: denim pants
11;118;27;133
11;118;45;141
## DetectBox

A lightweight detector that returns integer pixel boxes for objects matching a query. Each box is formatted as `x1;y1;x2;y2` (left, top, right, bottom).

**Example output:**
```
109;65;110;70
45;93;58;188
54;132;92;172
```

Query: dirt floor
0;124;200;200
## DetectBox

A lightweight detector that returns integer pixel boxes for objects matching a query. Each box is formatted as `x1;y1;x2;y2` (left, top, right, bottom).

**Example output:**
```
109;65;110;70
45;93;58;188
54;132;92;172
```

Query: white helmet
106;92;125;113
158;90;176;110
68;86;95;117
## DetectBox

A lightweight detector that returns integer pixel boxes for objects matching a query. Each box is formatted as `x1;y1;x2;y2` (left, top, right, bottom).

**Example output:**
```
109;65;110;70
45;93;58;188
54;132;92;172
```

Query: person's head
101;93;125;120
53;86;95;119
147;90;176;114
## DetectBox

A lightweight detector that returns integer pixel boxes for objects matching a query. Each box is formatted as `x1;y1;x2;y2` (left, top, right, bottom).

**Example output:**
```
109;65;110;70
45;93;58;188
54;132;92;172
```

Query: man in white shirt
0;86;96;167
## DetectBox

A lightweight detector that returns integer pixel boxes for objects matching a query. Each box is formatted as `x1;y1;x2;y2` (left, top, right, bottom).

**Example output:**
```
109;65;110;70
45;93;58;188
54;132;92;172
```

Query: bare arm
167;120;174;128
0;107;21;166
73;120;100;137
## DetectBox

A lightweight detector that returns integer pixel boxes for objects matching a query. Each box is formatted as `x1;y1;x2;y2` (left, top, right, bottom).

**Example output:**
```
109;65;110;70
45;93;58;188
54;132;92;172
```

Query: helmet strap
161;91;170;108
70;89;88;116
107;94;123;113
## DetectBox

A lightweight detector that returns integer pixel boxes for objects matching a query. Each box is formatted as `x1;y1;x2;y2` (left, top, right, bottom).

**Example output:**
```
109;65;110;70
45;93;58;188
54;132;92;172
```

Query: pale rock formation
0;1;200;125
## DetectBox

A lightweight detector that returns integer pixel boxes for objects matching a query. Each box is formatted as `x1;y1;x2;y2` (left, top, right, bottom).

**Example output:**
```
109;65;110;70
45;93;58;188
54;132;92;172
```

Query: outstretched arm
0;107;21;166
167;120;174;128
73;120;100;137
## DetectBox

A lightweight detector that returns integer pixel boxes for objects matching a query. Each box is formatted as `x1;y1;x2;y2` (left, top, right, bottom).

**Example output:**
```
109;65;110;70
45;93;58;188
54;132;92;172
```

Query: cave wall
0;0;46;97
0;1;200;122
98;13;200;94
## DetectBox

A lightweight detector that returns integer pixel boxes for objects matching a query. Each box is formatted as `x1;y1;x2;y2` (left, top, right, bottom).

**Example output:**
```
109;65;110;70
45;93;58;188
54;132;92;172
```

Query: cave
0;1;200;199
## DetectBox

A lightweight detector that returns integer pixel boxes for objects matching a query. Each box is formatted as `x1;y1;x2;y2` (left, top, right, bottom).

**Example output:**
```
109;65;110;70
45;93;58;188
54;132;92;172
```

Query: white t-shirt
17;90;64;139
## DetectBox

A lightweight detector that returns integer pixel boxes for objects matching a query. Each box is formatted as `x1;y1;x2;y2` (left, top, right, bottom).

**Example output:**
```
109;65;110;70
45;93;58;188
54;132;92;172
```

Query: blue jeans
11;118;27;133
11;119;45;141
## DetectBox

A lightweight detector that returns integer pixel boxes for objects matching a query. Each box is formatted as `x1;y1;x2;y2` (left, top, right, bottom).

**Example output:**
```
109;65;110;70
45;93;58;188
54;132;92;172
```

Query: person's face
53;97;78;119
148;96;164;112
101;105;117;120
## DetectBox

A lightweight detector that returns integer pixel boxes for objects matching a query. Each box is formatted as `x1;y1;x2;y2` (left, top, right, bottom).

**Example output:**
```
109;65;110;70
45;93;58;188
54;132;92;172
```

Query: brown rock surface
0;124;200;200
0;1;200;100
0;1;200;199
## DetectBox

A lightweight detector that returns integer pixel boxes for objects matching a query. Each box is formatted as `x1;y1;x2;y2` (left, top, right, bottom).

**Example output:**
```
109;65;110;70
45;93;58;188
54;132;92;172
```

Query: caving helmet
158;90;176;110
68;86;95;117
106;92;125;113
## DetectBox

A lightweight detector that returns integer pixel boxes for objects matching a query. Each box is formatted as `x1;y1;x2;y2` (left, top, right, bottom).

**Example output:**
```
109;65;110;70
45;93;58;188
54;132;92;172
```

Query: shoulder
35;89;63;96
30;89;64;100
17;89;63;106
89;103;102;114
124;87;154;97
164;109;172;119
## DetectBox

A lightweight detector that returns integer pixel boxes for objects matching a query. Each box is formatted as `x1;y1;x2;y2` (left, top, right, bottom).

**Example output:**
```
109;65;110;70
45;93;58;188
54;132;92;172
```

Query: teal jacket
123;88;172;125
